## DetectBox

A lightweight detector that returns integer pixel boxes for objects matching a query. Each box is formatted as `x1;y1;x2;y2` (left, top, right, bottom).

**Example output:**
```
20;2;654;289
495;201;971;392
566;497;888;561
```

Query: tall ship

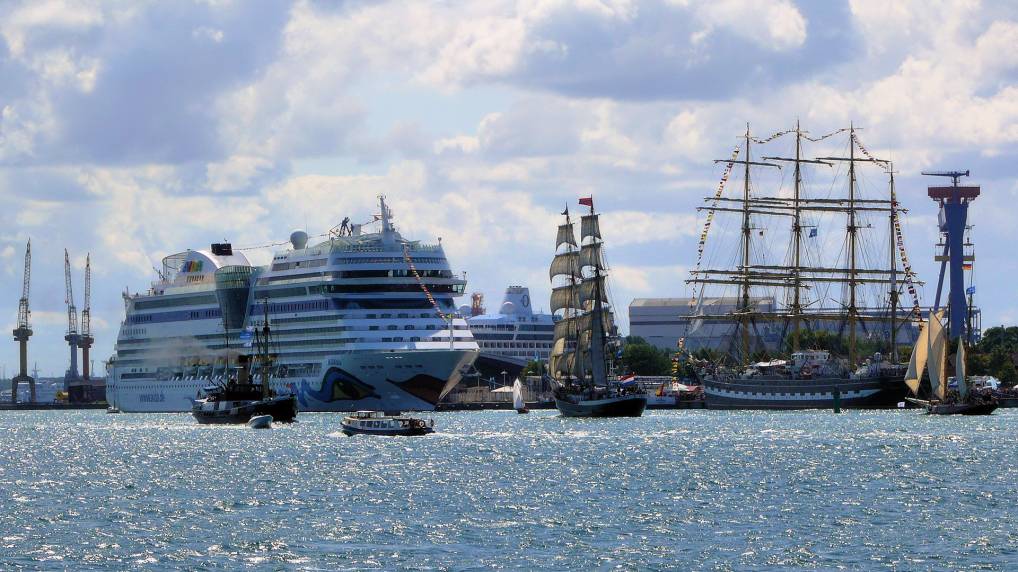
688;123;921;409
548;198;646;417
464;286;555;384
106;197;479;412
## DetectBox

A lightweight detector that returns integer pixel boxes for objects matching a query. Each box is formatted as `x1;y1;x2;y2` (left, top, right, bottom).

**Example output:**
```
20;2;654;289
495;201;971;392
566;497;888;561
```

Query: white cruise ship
463;286;554;383
106;197;479;412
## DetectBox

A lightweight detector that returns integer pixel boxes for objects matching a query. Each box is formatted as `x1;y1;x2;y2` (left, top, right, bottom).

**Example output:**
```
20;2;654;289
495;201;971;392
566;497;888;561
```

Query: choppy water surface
0;410;1016;570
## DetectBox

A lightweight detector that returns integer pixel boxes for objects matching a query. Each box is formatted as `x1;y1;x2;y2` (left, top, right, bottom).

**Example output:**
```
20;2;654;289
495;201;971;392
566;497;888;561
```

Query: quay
0;402;107;411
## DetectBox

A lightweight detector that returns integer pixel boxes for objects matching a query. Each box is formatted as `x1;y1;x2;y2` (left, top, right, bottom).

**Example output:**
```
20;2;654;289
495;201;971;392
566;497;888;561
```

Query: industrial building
629;297;953;355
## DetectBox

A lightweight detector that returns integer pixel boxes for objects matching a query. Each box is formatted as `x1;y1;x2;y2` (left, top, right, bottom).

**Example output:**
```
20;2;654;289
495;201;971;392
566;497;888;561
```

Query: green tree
620;336;671;376
520;360;545;377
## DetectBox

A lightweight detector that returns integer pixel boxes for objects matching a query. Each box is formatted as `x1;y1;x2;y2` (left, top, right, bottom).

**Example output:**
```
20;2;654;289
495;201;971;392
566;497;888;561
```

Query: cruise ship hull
704;375;909;410
109;349;477;413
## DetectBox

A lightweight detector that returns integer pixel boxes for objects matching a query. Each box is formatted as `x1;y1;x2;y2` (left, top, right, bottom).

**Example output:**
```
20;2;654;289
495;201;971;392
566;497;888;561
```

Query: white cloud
692;0;808;51
2;0;1018;369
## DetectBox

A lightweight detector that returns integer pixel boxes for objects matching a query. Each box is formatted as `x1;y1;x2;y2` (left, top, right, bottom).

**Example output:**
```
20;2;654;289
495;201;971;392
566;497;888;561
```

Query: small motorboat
341;411;434;436
247;415;273;429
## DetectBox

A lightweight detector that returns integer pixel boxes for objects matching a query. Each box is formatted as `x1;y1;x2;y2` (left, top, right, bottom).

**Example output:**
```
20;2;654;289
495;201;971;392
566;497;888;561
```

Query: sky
0;0;1016;377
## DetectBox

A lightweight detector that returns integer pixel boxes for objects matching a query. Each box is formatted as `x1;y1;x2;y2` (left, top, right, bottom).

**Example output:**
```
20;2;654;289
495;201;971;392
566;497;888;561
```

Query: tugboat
340;411;435;436
548;197;647;417
904;311;997;415
192;309;298;424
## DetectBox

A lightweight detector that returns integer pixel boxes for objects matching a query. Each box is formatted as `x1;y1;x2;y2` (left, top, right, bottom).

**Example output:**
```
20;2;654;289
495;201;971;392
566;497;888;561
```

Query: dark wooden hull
340;425;434;436
555;395;647;417
927;402;998;415
192;396;298;425
704;375;908;410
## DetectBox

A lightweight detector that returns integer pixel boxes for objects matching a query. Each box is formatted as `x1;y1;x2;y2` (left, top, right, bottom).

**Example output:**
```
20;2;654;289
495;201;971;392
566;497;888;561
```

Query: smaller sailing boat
548;197;647;417
512;378;529;414
904;311;997;415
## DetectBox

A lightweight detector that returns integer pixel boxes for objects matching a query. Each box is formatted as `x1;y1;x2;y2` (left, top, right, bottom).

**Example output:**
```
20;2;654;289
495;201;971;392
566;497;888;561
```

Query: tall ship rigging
688;123;921;409
548;198;647;417
107;196;479;413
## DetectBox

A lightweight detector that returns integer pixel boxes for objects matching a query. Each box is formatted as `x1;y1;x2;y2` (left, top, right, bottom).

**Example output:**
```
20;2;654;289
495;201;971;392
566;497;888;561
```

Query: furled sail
579;243;602;269
556;223;577;248
580;214;601;241
904;319;930;395
549;252;580;279
956;340;968;401
550;285;578;314
927;311;948;400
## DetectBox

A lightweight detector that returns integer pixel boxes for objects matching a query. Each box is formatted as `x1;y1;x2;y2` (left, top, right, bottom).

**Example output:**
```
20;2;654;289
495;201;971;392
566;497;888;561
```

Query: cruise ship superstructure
464;286;555;382
107;197;479;412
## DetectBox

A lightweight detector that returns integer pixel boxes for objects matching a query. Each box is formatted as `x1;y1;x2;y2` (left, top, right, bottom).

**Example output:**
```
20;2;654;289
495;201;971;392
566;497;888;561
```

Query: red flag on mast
578;197;593;208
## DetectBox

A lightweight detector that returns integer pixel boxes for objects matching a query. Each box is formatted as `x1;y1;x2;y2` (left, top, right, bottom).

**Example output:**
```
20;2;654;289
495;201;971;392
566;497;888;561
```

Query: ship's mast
888;164;899;362
740;125;752;365
689;124;906;366
566;209;584;384
814;126;889;366
792;123;802;352
848;124;858;366
761;122;832;352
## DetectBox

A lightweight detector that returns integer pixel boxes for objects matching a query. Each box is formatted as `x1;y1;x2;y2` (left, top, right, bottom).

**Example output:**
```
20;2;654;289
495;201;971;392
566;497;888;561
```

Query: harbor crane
921;170;970;186
80;254;94;381
64;249;81;389
11;240;35;403
924;169;979;340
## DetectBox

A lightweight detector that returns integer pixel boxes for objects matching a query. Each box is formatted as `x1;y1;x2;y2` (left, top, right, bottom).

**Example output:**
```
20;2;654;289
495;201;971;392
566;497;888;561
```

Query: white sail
550;336;567;358
904;319;930;395
549;252;580;279
550;285;578;314
579;243;602;269
927;311;948;400
553;311;614;341
556;223;577;248
512;378;525;409
588;289;608;387
956;340;968;401
578;276;608;308
580;214;601;241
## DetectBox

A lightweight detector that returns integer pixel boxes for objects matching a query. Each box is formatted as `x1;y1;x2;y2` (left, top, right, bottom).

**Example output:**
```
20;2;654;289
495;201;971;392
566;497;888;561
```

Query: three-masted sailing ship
548;198;647;417
688;123;920;409
904;311;998;415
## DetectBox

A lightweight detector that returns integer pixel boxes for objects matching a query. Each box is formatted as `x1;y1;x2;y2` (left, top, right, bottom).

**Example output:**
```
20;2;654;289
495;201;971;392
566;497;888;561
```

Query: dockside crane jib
12;240;35;403
80;254;94;381
64;249;81;387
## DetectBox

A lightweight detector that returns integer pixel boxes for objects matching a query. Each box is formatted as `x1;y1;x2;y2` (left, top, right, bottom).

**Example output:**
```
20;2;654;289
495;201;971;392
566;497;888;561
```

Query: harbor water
1;410;1016;570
